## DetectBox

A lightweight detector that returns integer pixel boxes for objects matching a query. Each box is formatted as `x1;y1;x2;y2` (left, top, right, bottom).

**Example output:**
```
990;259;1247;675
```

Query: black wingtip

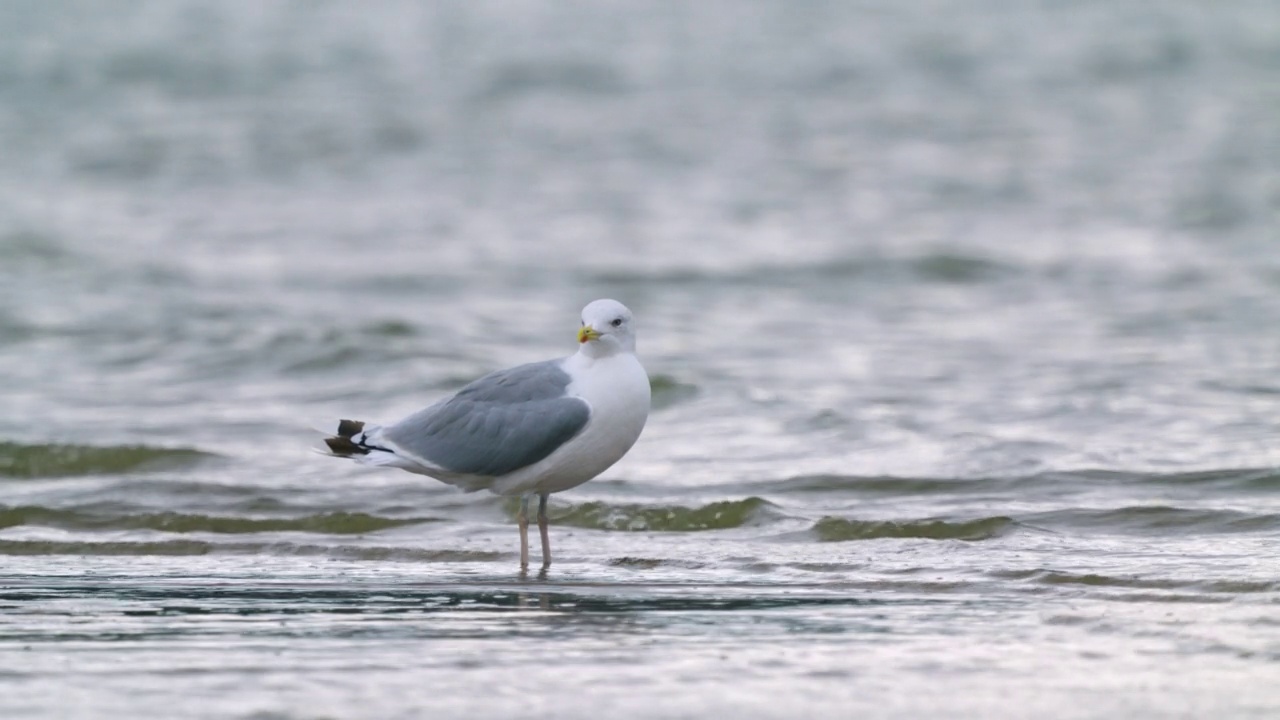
324;435;369;456
325;419;370;456
336;419;365;438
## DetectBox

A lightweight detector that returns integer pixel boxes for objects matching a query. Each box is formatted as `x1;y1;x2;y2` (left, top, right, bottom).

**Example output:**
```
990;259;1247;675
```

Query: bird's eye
611;318;623;327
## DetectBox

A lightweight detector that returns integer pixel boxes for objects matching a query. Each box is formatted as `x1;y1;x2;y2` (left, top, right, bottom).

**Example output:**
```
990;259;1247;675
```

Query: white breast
492;351;650;496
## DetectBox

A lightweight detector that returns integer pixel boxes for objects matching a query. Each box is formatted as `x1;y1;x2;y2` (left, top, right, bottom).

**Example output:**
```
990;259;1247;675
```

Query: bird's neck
577;343;630;362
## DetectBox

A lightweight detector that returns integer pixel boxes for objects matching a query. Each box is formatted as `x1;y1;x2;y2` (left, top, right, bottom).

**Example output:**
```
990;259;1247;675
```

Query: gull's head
577;299;636;356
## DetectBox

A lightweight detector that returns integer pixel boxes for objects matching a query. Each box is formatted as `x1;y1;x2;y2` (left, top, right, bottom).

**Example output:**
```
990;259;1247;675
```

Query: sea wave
760;467;1280;496
0;442;214;478
1028;506;1280;534
991;569;1280;594
0;539;498;561
649;374;699;410
0;506;435;534
588;253;1016;288
547;497;775;532
812;516;1018;542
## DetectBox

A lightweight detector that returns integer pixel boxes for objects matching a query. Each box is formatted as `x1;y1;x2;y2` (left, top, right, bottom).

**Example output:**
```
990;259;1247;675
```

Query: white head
576;299;637;357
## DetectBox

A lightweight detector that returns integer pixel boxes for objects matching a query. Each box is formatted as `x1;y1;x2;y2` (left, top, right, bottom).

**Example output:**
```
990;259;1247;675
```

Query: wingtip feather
323;418;370;457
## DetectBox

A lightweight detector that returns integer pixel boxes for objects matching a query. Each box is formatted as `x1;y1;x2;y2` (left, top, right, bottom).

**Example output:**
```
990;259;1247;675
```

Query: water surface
1;1;1279;718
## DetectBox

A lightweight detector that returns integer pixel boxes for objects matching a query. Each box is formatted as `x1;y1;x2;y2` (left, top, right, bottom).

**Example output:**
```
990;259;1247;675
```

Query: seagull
323;299;650;569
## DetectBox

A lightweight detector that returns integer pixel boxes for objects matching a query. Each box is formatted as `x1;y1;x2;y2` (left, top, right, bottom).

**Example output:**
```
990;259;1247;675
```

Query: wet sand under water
1;522;1277;720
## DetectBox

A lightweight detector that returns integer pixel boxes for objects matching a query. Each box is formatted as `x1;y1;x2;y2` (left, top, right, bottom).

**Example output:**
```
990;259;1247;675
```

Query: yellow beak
578;325;601;344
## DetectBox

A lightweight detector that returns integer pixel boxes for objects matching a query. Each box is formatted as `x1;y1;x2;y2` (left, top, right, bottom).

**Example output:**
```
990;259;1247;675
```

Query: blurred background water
1;1;1279;718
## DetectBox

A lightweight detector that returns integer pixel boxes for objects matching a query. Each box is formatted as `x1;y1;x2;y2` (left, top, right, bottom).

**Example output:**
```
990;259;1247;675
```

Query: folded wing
381;360;590;478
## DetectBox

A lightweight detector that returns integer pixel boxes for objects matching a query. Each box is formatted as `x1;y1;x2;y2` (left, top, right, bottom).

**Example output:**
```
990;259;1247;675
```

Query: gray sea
2;1;1279;718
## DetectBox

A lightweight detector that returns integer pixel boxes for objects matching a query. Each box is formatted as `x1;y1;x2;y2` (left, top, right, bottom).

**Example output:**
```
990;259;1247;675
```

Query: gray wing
381;360;590;477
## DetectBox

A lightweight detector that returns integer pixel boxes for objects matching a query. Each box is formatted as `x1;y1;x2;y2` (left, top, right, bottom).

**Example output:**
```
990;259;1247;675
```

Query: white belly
492;352;650;496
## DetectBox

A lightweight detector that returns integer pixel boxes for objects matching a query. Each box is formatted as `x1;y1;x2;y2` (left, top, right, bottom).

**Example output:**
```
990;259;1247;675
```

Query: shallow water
2;1;1279;718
